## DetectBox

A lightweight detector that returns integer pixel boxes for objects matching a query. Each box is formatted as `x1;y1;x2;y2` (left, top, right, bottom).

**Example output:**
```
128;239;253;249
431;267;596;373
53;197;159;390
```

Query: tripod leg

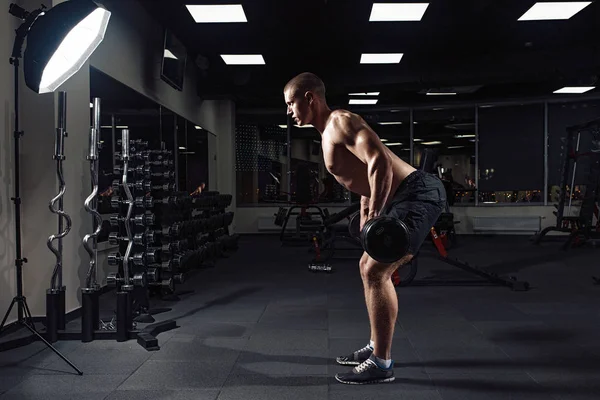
0;298;18;332
21;322;83;375
22;298;37;330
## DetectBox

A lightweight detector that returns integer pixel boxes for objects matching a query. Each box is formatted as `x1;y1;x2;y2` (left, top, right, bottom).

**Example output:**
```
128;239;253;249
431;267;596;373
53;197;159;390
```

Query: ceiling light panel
186;4;247;23
518;2;592;21
221;54;265;65
553;86;595;94
369;3;430;21
360;53;404;64
349;99;379;105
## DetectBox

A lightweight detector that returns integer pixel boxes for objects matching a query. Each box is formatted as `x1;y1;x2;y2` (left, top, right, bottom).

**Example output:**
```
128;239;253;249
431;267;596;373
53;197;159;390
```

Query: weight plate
362;217;410;263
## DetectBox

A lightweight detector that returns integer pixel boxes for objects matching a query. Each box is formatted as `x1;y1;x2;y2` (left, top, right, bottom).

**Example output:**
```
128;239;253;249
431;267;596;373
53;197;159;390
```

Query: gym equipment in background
45;92;73;347
81;97;103;343
534;117;600;249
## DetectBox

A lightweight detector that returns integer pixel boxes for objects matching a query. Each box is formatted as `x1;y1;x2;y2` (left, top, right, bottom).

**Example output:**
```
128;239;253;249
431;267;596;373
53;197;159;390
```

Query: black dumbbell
347;213;411;263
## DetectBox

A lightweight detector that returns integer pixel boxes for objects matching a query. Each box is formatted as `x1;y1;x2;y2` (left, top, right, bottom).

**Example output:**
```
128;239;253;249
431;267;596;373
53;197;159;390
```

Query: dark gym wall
479;104;545;191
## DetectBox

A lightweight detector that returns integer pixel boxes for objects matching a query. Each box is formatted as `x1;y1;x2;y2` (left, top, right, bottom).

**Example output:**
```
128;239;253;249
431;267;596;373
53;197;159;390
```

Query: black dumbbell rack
190;193;239;261
107;137;178;343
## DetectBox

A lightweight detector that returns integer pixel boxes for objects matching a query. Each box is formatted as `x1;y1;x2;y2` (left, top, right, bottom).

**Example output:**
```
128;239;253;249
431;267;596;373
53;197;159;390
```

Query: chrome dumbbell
133;230;156;246
106;271;146;290
146;268;159;283
134;196;154;209
134;213;155;227
135;180;152;192
132;248;160;266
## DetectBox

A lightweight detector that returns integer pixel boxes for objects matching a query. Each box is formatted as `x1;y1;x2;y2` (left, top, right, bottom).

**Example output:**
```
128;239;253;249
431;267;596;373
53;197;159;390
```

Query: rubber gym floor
0;234;599;400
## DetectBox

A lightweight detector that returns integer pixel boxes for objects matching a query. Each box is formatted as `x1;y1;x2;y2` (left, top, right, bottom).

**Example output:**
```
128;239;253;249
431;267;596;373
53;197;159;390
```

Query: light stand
0;4;82;375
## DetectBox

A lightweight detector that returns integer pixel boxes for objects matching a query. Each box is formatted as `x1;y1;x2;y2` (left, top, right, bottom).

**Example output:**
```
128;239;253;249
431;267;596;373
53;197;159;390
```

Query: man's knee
361;253;414;283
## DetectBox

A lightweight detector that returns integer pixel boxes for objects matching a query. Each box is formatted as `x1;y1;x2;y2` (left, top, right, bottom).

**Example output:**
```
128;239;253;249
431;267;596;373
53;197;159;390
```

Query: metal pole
409;109;414;166
57;92;66;291
475;106;479;206
111;114;116;171
544;102;549;206
286;114;292;202
174;115;179;191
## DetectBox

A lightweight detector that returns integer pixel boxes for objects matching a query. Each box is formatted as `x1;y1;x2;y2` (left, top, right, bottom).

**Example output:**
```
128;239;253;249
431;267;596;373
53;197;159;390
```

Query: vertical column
475;106;479;206
544;102;549;206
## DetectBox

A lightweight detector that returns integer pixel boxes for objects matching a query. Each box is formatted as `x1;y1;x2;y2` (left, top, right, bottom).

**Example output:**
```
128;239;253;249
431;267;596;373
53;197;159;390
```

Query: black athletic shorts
382;170;447;255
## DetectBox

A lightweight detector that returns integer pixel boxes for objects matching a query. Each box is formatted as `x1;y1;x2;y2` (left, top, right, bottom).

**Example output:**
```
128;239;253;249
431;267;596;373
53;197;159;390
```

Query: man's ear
305;91;314;104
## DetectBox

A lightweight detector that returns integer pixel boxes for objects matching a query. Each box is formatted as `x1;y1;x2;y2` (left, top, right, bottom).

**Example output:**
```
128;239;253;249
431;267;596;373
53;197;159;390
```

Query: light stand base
0;295;82;375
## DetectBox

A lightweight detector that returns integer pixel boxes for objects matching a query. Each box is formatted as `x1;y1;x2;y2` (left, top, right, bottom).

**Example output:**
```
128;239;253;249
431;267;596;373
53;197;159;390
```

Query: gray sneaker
335;358;395;385
336;345;373;366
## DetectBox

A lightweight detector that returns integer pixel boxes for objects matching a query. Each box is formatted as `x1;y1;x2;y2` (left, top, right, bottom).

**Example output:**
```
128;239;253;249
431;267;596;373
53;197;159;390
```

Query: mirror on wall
89;67;211;240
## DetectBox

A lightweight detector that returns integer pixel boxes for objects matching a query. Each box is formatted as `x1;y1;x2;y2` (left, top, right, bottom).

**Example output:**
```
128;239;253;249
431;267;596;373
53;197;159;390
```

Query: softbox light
23;0;111;94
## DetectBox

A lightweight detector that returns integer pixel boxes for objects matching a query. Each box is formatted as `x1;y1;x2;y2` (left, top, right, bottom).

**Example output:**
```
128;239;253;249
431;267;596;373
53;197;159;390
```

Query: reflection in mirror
235;122;288;205
413;107;477;205
183;120;210;194
91;67;165;242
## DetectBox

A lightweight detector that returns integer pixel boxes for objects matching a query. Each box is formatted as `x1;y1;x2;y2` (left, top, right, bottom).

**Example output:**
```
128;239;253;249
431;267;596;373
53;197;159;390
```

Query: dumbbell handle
323;202;360;226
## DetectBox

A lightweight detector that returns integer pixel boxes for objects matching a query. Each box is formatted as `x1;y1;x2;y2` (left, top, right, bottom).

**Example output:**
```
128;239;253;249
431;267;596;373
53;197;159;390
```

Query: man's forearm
367;157;393;219
360;195;369;217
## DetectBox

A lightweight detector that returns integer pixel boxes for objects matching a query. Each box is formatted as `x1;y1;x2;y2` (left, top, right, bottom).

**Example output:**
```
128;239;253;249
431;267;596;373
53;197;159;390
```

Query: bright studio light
22;1;111;94
39;9;110;93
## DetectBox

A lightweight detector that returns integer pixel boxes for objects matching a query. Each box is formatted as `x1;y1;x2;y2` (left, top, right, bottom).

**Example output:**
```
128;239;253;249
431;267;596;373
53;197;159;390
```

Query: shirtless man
284;73;446;385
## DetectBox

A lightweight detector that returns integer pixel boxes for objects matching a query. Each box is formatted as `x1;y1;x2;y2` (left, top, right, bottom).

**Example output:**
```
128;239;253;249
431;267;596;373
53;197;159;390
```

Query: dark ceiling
141;0;600;111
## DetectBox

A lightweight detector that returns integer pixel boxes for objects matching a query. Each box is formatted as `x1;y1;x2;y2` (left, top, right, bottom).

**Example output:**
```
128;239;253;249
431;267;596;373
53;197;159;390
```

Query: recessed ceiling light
454;134;476;138
425;92;457;96
413;138;423;142
349;99;379;105
349;92;381;96
369;3;430;22
380;138;388;142
295;124;315;128
100;125;128;129
186;4;247;23
379;122;403;125
221;54;265;65
178;146;186;150
360;53;403;64
385;142;403;146
553;86;595;94
518;2;592;21
422;141;442;145
448;146;465;149
278;125;287;129
195;125;202;130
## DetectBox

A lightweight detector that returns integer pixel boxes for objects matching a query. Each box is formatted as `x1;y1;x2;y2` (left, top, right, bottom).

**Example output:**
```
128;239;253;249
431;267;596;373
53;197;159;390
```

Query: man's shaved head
284;72;326;99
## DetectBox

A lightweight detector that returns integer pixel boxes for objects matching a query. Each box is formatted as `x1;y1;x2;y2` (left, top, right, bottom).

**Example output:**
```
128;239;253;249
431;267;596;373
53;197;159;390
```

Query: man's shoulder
326;110;361;136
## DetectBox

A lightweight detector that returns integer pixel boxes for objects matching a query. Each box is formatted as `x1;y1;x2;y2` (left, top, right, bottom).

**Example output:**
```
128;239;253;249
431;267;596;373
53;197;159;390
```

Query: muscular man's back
321;109;415;198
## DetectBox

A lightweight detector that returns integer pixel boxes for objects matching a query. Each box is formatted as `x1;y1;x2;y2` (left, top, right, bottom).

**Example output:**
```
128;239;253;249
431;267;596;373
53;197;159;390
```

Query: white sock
370;354;392;369
368;340;374;349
